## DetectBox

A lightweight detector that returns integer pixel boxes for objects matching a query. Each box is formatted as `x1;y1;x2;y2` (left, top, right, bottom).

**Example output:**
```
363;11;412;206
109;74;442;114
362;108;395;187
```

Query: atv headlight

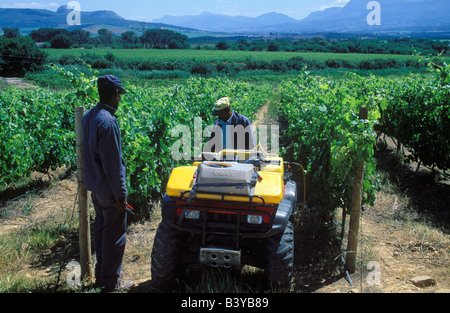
185;210;200;220
247;214;263;225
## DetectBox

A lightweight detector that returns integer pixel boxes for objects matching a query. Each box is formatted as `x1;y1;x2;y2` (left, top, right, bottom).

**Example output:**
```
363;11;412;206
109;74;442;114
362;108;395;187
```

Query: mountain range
0;5;195;35
152;11;298;33
0;0;449;37
279;0;450;34
153;0;450;35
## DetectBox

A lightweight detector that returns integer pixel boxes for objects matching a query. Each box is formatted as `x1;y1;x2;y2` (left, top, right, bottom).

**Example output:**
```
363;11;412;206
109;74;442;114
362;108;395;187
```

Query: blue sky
0;0;351;20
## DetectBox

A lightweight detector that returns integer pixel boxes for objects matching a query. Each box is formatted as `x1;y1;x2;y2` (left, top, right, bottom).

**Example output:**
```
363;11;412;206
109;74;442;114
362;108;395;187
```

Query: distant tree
312;37;329;47
140;32;154;49
70;29;91;48
121;31;138;48
168;39;184;49
216;40;229;50
141;29;187;49
249;39;265;51
267;41;279;52
2;27;20;38
30;28;70;42
236;38;249;51
98;28;113;47
50;34;73;49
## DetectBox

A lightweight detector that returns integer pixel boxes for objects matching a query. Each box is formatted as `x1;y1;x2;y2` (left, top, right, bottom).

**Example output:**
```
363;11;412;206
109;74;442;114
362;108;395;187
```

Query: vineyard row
1;63;448;213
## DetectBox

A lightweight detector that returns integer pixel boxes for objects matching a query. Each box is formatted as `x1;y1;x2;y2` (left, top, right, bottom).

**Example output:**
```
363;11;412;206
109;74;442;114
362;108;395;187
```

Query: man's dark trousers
92;193;127;288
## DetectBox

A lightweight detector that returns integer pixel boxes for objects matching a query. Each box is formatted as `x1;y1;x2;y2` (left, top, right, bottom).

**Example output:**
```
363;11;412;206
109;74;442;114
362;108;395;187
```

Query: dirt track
0;77;36;89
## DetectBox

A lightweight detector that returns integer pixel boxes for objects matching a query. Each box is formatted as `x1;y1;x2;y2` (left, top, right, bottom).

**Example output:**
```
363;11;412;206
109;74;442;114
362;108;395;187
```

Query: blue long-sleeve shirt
82;102;127;207
208;111;256;151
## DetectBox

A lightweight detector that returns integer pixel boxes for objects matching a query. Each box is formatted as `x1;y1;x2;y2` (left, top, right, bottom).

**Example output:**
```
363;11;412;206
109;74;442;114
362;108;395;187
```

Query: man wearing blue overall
82;75;134;292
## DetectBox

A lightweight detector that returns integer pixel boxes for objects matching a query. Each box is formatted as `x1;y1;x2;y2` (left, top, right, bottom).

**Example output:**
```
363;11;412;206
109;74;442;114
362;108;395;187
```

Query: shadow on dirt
374;141;450;234
292;201;346;292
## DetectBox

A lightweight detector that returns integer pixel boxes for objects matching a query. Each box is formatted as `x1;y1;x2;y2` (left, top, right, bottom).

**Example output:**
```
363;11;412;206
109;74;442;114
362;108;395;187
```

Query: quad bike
151;147;298;291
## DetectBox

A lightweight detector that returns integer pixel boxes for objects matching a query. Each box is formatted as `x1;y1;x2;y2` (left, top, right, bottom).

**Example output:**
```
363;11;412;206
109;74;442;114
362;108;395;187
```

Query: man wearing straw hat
207;97;256;153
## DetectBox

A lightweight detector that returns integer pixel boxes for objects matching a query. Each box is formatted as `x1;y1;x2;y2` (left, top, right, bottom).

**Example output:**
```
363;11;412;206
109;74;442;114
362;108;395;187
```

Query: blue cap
97;75;126;94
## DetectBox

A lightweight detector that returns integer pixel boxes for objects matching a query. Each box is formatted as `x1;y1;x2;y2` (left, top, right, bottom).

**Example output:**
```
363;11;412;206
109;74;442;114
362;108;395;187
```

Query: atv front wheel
151;222;184;291
264;220;294;290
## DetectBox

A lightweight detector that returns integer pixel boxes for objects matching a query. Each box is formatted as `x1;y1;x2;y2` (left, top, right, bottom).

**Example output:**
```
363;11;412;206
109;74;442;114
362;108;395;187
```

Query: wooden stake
345;161;365;274
75;106;94;283
345;106;369;274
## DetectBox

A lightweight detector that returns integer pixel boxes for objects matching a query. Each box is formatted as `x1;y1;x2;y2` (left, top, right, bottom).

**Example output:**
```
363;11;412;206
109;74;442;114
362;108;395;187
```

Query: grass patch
0;199;78;293
0;223;66;269
0;272;51;293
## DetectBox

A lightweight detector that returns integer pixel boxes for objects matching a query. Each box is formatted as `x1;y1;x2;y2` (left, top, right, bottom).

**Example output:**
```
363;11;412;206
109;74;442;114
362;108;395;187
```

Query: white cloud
316;0;350;11
0;2;60;10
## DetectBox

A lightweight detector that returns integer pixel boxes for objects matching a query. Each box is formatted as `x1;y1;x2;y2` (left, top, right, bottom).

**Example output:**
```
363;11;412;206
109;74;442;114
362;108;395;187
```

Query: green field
45;48;436;63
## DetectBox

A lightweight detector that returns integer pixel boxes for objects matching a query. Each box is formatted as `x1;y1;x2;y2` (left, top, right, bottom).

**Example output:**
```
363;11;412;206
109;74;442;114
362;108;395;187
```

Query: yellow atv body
151;149;297;291
167;149;285;205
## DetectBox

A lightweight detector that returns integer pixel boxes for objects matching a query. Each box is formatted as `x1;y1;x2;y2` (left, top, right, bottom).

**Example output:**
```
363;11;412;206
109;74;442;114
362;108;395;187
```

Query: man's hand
114;197;127;211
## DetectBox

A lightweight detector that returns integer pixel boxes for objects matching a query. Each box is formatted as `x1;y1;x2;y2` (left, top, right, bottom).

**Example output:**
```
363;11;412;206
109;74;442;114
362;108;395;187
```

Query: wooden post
75;106;94;283
345;106;369;274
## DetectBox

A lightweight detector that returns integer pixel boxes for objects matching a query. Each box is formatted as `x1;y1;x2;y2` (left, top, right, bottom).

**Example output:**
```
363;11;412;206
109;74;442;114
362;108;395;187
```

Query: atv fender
270;198;294;236
161;194;177;225
284;180;297;211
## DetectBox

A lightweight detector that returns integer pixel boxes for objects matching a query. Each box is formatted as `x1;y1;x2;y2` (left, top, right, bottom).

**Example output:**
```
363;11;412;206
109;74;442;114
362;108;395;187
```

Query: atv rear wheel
264;220;294;290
